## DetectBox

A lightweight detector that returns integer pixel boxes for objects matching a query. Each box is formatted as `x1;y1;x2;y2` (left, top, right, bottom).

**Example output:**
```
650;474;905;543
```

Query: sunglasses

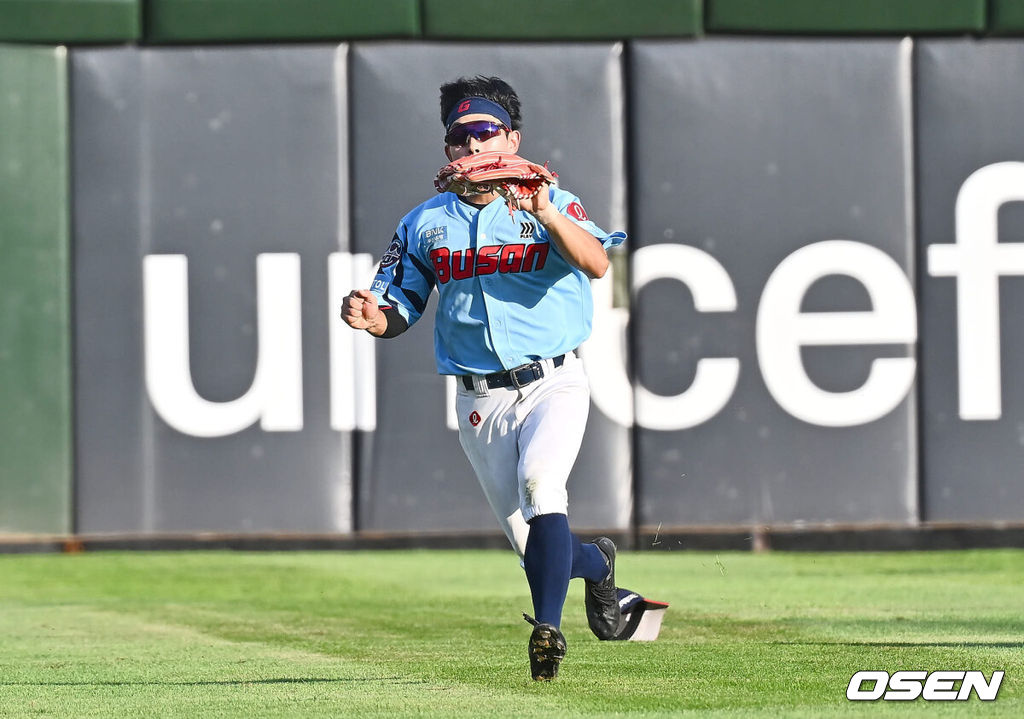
444;120;508;147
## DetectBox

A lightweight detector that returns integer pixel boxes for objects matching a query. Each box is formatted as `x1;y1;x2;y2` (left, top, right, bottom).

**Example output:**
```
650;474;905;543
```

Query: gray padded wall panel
630;39;918;527
73;46;353;533
917;40;1024;522
349;43;631;534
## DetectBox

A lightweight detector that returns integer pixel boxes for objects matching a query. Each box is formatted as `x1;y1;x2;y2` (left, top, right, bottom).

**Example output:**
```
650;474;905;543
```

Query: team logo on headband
458;100;471;113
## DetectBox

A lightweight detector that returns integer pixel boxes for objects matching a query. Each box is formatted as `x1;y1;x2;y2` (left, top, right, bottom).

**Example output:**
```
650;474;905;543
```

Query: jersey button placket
479;207;515;368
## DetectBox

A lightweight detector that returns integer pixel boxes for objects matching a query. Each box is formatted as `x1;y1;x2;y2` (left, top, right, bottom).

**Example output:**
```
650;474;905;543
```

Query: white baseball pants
455;351;591;558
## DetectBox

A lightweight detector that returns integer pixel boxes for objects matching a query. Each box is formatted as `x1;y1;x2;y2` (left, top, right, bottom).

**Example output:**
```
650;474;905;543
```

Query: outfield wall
0;45;72;534
4;6;1024;541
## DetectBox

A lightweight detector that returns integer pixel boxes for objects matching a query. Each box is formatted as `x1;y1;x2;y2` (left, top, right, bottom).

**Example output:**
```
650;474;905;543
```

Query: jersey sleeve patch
566;201;589;222
378;235;404;269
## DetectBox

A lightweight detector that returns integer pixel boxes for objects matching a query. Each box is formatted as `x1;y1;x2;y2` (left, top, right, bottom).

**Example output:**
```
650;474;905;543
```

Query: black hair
439;76;522;130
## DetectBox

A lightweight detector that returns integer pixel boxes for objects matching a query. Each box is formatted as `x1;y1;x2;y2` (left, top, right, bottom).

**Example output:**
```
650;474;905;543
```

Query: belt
461;354;566;391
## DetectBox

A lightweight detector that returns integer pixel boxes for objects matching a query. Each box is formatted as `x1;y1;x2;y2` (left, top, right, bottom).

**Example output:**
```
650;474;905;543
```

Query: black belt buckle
510;361;543;389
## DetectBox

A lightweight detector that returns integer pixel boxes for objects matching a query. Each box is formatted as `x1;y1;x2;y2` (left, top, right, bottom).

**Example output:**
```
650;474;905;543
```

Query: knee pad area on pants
520;473;569;520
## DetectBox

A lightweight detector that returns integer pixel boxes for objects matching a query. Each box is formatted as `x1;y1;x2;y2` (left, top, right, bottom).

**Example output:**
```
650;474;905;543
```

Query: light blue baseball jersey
369;186;626;375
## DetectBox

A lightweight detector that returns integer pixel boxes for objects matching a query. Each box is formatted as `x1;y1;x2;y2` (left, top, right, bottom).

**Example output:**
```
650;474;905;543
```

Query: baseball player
341;76;627;681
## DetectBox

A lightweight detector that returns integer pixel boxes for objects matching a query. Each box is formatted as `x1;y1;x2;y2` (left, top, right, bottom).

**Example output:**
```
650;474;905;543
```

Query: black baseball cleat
524;615;567;681
585;537;624;640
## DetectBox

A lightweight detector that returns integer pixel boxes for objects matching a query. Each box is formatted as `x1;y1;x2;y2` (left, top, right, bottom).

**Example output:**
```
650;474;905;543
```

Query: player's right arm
340;289;390;336
340;224;432;339
340;289;411;338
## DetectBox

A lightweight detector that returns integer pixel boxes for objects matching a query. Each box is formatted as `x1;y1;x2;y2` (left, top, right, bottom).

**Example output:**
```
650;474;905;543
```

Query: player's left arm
522;186;610;279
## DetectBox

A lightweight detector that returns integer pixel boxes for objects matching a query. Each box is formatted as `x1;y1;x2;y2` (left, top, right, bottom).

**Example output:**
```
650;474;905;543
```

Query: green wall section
706;0;986;34
0;0;139;43
990;0;1024;33
0;45;72;534
422;0;701;39
0;0;1006;42
145;0;419;42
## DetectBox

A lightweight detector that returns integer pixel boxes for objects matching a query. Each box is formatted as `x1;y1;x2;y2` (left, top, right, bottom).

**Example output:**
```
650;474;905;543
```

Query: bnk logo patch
421;226;448;245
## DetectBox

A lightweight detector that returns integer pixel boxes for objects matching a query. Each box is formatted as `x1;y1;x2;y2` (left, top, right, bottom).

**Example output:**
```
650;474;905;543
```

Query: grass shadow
770;640;1021;649
0;677;429;687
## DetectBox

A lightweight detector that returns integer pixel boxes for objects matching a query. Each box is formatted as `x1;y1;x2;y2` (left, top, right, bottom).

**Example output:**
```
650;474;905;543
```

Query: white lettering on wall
757;240;917;427
579;260;635;429
328;252;378;431
146;157;1024;439
929;161;1024;420
631;244;740;430
143;253;304;437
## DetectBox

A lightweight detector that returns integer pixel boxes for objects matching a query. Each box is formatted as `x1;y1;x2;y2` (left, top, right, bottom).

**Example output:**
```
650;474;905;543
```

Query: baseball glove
434;151;558;216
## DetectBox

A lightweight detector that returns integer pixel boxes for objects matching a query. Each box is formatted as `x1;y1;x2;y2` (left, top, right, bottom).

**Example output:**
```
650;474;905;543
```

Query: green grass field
0;548;1020;718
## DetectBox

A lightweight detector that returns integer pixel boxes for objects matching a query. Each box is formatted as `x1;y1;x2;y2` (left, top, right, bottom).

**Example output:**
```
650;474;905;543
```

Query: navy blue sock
524;513;573;627
571;535;610;582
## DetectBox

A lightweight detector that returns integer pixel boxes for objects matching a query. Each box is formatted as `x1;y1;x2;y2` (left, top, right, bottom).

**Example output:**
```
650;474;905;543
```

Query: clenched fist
340;289;387;336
